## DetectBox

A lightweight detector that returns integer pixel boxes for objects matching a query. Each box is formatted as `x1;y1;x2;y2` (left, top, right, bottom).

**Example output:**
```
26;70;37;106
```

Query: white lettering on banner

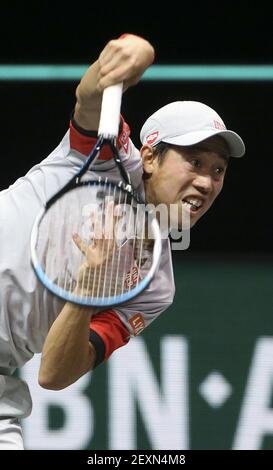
109;336;189;449
19;336;273;449
233;338;273;450
21;354;93;449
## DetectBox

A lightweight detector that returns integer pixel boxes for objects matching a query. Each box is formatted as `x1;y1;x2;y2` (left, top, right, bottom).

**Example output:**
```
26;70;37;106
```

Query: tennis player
0;33;245;449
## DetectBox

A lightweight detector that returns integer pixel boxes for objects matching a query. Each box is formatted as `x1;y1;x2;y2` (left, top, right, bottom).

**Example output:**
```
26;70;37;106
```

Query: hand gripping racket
30;84;161;307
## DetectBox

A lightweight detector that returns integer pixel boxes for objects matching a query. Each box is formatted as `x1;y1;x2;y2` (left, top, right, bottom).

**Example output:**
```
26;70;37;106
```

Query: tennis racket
30;83;161;307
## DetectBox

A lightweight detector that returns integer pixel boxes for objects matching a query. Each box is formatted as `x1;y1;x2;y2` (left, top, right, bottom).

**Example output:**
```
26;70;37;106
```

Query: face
141;144;228;229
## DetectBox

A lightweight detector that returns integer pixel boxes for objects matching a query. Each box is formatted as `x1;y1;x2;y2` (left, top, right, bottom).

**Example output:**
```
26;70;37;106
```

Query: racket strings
36;181;155;303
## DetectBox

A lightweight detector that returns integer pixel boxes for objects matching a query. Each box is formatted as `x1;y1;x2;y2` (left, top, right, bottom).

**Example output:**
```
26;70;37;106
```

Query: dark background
1;2;272;255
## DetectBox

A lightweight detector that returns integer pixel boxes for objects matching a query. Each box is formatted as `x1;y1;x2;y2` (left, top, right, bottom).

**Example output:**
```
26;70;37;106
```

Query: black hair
152;142;171;165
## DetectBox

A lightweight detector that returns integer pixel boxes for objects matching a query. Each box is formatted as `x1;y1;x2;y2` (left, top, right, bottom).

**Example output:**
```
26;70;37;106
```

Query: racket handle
98;83;123;138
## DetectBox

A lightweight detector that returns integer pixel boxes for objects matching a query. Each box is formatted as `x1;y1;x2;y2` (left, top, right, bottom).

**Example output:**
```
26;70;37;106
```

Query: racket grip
98;83;123;138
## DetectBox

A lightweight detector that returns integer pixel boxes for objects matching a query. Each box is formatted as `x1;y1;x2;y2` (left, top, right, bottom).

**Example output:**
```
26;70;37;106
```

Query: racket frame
31;179;161;306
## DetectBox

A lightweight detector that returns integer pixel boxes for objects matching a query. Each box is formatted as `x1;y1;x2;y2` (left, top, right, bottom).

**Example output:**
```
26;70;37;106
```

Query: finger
97;69;125;91
72;233;87;255
98;41;115;64
93;215;104;239
98;52;138;89
98;52;121;76
98;39;123;67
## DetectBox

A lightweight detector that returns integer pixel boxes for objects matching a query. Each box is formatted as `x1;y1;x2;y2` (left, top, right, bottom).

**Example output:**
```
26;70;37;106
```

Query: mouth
182;197;204;213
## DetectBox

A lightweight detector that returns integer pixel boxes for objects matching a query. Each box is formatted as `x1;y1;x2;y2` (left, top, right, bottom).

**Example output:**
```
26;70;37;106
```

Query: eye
214;166;225;176
189;158;201;168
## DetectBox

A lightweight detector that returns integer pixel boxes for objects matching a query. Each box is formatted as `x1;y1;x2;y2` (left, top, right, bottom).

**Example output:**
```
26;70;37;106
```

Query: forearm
39;302;97;390
74;60;102;131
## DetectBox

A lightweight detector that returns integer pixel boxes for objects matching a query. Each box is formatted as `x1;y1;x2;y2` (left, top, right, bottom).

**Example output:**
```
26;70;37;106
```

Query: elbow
38;344;96;390
38;371;66;391
38;367;93;391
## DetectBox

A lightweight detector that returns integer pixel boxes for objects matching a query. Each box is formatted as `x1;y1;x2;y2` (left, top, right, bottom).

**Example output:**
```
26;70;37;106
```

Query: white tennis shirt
0;118;175;417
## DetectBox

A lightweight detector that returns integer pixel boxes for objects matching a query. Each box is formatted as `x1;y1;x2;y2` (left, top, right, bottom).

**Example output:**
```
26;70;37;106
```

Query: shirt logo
124;265;140;290
129;313;145;336
146;131;159;145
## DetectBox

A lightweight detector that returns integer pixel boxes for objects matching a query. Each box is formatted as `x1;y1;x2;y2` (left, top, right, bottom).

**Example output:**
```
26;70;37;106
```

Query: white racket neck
98;83;123;139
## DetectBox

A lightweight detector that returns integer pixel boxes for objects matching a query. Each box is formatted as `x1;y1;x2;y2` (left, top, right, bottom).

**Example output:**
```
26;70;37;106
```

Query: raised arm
38;34;154;391
74;34;155;131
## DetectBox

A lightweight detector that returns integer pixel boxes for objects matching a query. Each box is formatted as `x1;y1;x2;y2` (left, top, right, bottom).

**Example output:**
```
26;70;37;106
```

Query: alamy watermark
81;201;191;251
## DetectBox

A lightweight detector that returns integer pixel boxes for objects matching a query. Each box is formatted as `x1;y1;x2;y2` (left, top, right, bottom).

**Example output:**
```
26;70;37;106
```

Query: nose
193;175;214;195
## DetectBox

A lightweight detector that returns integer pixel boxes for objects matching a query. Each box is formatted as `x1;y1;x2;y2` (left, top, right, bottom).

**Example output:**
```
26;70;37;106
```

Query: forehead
179;146;230;164
190;135;230;159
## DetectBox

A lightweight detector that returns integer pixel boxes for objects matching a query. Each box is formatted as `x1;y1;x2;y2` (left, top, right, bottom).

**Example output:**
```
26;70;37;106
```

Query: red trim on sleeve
69;117;131;160
90;309;130;361
69;121;112;159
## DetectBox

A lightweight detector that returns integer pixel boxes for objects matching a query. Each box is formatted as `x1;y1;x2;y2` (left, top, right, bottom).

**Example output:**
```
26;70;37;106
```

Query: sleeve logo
129;313;145;336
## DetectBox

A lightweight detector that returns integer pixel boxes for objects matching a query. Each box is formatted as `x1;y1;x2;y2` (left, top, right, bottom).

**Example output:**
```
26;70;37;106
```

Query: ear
140;145;158;176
